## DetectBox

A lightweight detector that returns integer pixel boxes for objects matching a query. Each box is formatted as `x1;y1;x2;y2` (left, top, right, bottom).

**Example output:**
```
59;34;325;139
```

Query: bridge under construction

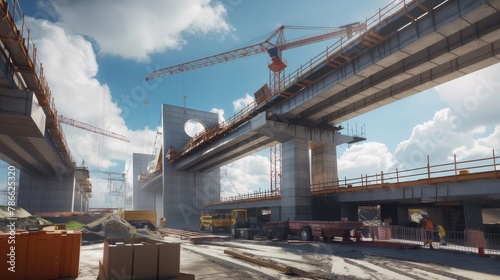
0;0;499;234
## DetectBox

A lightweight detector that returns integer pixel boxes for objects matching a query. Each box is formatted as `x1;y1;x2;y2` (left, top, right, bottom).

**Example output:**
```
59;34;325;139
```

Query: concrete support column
312;196;340;220
18;170;76;214
132;153;156;211
310;144;338;191
162;105;220;230
463;201;483;229
281;138;311;221
381;204;408;225
397;205;410;226
339;204;358;221
270;206;281;222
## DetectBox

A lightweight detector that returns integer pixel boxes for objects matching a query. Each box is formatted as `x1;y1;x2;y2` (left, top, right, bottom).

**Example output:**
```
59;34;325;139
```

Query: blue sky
16;0;500;198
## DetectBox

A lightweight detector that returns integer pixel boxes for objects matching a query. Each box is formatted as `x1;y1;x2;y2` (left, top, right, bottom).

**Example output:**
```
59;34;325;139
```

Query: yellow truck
199;215;212;231
199;213;231;233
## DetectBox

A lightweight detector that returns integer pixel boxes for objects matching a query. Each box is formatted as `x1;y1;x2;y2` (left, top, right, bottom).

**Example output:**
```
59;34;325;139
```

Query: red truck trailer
266;220;363;242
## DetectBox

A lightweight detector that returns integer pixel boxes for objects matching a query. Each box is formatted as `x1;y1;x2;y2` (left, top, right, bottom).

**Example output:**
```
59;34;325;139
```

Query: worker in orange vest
423;216;434;249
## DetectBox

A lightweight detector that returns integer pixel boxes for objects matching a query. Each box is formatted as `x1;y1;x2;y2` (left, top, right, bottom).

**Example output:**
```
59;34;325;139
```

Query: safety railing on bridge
209;150;499;205
209;189;280;205
363;225;500;256
0;0;74;167
278;0;433;95
312;149;499;194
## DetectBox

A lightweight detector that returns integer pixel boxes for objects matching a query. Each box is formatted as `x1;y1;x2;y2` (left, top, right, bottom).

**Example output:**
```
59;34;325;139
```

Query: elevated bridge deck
167;0;500;174
0;0;74;175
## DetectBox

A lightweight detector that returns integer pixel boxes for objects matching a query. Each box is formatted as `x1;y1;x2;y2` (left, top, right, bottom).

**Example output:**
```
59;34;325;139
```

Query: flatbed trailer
266;220;363;242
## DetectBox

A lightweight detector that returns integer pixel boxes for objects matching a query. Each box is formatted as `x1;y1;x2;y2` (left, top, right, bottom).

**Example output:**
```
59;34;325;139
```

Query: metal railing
212;150;499;204
364;225;500;256
210;189;280;205
312;150;499;194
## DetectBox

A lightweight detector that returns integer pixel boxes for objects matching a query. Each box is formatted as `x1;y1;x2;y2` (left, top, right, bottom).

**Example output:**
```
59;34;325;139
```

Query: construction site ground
72;229;500;280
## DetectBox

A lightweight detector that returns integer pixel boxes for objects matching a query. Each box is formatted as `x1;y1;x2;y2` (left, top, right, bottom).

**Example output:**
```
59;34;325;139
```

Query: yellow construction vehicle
199;215;212;231
230;209;250;238
199;213;231;233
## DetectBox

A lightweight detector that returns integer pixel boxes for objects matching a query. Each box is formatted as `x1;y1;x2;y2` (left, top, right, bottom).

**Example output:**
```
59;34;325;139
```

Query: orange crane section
145;23;366;81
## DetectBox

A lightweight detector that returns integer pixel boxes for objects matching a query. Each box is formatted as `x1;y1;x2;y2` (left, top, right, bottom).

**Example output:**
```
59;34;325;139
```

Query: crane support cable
59;115;130;142
280;23;366;50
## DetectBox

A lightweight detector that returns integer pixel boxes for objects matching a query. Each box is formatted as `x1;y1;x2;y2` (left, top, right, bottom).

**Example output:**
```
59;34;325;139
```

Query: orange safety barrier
0;230;81;280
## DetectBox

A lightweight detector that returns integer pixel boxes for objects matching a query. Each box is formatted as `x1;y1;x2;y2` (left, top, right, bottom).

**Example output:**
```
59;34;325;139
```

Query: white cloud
338;64;500;181
45;0;234;61
338;142;396;179
451;125;500;161
210;108;226;123
393;64;500;169
232;93;254;112
436;63;500;130
220;155;270;197
27;17;156;170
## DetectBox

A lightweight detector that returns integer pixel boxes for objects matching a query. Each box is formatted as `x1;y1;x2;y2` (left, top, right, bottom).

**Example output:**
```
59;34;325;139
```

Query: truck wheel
299;227;312;241
231;225;240;238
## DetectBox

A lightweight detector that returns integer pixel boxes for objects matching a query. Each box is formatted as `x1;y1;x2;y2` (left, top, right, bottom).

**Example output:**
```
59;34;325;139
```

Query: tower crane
146;22;366;195
58;115;130;142
145;22;366;86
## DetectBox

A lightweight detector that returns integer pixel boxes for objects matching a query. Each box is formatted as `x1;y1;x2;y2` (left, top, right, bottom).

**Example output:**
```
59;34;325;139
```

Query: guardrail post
427;155;431;184
493;149;497;179
454;154;458;181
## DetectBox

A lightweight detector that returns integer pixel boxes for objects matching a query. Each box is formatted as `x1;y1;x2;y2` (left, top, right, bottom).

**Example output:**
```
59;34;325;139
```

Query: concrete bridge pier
161;104;220;230
132;153;157;212
281;138;311;221
310;144;338;191
379;204;410;226
339;203;358;221
463;201;484;229
18;170;76;214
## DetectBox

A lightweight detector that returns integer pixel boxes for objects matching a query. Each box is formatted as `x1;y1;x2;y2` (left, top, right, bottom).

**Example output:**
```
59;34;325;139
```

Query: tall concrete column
281;138;311;220
310;144;338;190
18;170;76;214
162;104;220;230
339;204;358;221
463;201;483;229
132;153;156;211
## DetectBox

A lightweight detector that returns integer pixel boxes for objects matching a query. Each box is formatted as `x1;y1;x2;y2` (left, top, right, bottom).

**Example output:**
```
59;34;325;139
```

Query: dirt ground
70;235;500;280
